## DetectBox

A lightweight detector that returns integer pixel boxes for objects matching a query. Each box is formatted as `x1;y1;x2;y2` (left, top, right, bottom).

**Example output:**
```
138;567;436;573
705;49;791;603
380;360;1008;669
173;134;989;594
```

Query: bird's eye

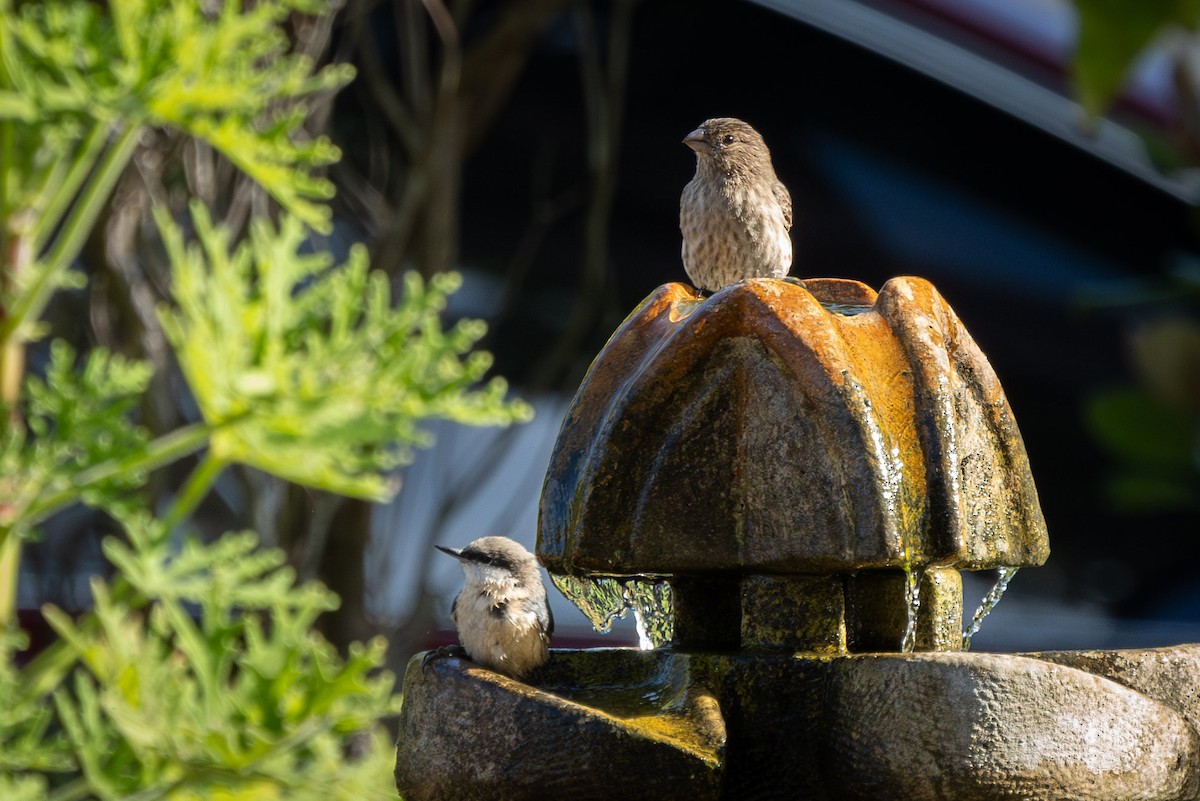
722;134;736;145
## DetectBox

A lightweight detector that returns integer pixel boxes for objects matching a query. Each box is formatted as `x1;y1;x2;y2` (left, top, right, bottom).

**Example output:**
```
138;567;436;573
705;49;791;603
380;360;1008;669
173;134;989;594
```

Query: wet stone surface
538;277;1048;578
397;647;1200;801
397;277;1200;801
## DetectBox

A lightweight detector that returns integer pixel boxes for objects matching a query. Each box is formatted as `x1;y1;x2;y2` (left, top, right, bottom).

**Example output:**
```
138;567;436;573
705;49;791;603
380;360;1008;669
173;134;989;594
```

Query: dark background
441;0;1199;628
22;0;1199;658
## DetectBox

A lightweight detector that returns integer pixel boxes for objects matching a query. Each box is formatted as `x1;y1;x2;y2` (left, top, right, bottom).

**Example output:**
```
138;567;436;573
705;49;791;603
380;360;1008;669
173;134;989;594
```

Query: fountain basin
396;646;1200;801
394;650;725;801
825;650;1200;801
392;273;1170;801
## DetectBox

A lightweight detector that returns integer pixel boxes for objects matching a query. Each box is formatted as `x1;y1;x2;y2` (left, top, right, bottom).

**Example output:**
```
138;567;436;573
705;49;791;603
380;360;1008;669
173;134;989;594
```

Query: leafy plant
1;0;353;622
42;515;400;801
1083;276;1200;514
1071;0;1199;118
1069;3;1200;515
0;0;352;447
1;203;530;795
157;204;525;503
0;0;533;797
1;343;157;540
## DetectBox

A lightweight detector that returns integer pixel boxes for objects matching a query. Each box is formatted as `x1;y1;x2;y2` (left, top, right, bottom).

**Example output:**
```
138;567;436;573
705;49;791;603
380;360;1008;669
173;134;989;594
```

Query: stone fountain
395;277;1200;801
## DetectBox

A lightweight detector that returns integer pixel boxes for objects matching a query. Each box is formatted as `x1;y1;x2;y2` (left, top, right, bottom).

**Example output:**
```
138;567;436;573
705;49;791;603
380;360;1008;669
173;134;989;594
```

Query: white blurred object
365;394;637;639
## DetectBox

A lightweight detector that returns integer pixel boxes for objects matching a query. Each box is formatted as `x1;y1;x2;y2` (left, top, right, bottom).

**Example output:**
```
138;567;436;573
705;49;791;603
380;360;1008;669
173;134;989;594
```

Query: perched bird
432;536;553;680
679;117;794;292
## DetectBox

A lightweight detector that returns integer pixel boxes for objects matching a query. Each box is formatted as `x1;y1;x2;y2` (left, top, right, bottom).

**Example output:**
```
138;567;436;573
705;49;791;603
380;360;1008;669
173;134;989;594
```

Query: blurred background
20;0;1200;668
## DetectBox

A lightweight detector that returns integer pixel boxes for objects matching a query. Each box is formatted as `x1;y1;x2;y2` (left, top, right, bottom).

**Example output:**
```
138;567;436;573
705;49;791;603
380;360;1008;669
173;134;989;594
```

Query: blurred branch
489;147;589;343
528;0;639;390
80;3;364;651
334;0;572;276
414;0;462;278
457;0;576;152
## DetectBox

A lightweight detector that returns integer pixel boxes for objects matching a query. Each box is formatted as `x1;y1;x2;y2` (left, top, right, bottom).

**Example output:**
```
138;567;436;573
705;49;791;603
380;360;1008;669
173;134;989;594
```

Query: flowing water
550;574;628;633
962;566;1019;650
551;573;675;649
556;565;1019;653
901;565;925;653
626;579;674;649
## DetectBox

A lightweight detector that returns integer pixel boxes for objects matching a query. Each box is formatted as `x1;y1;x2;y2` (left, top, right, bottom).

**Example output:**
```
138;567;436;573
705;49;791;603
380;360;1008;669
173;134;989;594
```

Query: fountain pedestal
395;278;1200;801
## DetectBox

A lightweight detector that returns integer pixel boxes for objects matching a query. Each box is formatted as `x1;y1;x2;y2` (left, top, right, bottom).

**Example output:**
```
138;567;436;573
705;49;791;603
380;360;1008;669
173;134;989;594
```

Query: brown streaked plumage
680;117;793;292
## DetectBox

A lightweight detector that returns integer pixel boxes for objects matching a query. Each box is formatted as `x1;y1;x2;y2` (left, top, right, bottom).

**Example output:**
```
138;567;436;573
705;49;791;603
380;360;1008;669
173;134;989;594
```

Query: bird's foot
421;644;469;673
782;276;808;290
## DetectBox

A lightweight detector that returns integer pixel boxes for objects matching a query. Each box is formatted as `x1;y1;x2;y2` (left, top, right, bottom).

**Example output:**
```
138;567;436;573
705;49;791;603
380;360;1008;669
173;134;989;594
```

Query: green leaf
1;0;352;241
1086;386;1200;513
0;626;73;778
0;92;37;120
1072;0;1198;117
1;340;153;535
0;774;49;801
157;203;532;500
1107;470;1199;512
47;525;399;799
1085;387;1196;467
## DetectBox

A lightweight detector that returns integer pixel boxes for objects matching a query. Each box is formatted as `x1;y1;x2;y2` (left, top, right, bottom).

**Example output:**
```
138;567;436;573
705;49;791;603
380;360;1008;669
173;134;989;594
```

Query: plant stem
0;227;32;629
0;229;29;413
0;124;143;348
32;123;112;255
42;123;141;272
0;531;19;629
161;449;228;534
0;0;14;261
45;777;91;801
0;120;10;275
21;422;216;528
20;625;74;698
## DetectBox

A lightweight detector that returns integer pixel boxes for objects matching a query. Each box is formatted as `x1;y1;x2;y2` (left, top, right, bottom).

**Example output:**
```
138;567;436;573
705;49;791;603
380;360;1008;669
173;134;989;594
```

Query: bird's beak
435;544;463;559
683;127;708;154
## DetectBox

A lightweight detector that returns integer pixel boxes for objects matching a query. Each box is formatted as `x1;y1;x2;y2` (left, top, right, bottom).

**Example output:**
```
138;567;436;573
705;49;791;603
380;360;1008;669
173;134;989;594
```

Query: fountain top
537;276;1048;578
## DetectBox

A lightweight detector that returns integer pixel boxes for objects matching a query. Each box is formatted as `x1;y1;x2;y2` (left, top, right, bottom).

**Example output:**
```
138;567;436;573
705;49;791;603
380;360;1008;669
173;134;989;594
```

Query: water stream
901;565;925;653
551;573;675;649
962;566;1019;650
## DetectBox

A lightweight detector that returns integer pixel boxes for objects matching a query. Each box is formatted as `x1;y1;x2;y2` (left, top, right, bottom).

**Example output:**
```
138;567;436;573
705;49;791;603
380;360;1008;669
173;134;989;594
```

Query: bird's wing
450;592;460;626
775;179;793;231
544;592;555;638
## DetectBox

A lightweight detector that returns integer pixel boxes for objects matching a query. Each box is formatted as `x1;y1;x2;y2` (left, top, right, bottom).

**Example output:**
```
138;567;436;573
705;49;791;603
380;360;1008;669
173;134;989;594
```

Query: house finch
430;536;553;680
679;117;793;292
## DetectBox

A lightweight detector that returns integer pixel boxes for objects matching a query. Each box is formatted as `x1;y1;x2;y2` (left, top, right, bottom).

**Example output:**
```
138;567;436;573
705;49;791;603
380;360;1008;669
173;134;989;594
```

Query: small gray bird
434;536;553;680
680;117;794;292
